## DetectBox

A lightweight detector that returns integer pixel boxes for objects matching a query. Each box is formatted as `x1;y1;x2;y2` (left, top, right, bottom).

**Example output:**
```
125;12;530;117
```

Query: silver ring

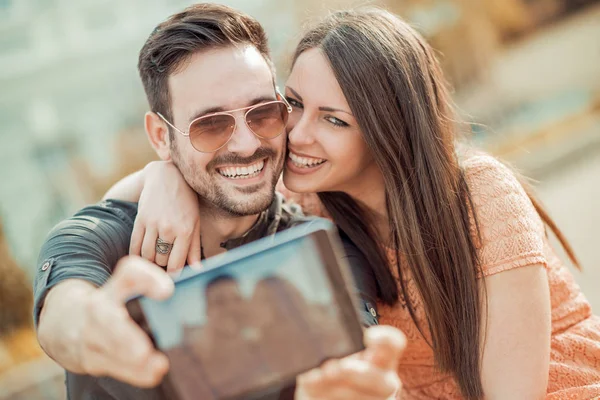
156;238;173;255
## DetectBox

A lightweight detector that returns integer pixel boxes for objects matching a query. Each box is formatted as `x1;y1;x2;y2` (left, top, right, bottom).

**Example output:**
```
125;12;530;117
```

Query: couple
34;4;400;400
169;275;346;399
34;3;600;400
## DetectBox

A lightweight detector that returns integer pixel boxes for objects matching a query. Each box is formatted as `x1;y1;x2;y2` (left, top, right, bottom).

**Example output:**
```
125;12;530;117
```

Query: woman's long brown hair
293;8;579;399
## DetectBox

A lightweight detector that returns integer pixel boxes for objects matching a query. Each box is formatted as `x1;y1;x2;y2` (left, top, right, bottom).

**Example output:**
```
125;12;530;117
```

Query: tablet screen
136;231;362;400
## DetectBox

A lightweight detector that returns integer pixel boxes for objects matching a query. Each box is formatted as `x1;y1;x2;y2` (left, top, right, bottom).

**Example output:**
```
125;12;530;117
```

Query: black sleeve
32;199;138;328
338;231;379;327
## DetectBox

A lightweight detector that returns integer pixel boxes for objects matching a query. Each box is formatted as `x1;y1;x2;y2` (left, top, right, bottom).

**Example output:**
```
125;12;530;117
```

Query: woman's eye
286;97;303;109
325;116;349;127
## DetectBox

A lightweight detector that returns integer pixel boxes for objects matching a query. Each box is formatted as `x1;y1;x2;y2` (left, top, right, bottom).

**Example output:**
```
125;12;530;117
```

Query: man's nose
225;117;262;157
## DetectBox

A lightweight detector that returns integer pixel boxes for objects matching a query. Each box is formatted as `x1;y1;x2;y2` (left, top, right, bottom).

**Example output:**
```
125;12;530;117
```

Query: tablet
126;219;365;400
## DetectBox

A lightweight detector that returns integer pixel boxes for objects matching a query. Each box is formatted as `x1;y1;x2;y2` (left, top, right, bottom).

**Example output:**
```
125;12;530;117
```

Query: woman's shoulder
459;149;529;204
460;149;514;181
459;149;547;275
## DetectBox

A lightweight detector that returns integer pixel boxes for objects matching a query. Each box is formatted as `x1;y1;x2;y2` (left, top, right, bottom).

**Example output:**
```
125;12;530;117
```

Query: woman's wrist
143;160;175;182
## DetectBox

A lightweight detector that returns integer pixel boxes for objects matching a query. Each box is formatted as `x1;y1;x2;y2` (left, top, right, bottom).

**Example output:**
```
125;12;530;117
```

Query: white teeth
289;152;325;168
217;160;265;179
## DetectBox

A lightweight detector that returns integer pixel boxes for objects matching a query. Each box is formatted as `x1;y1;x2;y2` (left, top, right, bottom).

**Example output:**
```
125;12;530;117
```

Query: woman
105;8;600;399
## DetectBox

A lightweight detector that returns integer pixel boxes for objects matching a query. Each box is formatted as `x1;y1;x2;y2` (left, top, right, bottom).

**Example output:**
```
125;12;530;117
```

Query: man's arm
33;200;173;387
37;279;97;372
34;200;137;327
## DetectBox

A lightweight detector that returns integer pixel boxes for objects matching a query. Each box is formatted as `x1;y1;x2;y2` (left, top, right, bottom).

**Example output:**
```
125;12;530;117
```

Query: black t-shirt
33;195;378;400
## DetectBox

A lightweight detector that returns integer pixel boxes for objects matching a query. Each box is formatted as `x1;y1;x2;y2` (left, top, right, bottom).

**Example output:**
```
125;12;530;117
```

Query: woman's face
282;48;379;195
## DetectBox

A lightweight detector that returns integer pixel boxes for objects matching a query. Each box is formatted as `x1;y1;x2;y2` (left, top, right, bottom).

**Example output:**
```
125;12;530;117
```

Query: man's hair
138;3;274;137
205;274;238;294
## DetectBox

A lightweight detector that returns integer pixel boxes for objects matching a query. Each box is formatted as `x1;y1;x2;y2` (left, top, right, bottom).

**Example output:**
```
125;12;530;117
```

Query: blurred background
0;0;599;396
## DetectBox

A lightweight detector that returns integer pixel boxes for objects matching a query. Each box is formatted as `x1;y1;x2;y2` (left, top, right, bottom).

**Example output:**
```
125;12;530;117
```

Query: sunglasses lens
246;102;288;139
189;114;235;152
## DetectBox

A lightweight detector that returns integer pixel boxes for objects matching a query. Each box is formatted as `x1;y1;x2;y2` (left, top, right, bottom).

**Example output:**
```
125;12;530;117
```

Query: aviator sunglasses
157;91;292;153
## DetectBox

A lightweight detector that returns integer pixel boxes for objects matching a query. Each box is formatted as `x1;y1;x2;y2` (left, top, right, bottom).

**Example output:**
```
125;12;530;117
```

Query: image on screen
140;235;355;400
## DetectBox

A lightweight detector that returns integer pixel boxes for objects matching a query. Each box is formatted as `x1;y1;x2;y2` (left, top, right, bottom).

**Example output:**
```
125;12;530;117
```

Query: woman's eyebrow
319;106;353;115
287;86;353;115
286;86;303;101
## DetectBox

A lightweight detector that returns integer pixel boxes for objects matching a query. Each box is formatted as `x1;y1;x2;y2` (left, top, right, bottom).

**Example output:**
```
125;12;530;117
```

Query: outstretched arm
35;201;173;387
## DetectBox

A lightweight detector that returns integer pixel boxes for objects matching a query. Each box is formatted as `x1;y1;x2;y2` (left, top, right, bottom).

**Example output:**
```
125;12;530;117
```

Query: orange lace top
278;152;600;399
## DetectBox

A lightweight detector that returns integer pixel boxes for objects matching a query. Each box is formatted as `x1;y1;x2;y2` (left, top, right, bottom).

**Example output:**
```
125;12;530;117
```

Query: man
33;4;404;400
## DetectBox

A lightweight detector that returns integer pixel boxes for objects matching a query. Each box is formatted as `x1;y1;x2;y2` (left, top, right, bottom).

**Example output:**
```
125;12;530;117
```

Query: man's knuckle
131;348;148;363
114;265;136;282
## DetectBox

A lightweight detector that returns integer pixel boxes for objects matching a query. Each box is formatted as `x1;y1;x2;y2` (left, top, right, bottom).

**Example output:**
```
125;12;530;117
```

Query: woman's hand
130;161;202;271
295;325;405;400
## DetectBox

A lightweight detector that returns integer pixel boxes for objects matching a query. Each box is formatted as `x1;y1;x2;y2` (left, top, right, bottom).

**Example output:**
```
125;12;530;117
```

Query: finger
298;368;385;400
167;268;183;280
140;226;158;263
129;220;145;256
188;261;203;271
155;234;175;269
104;256;174;302
364;325;406;370
80;294;167;385
87;302;158;368
318;358;400;397
187;220;202;266
166;237;188;272
87;345;169;388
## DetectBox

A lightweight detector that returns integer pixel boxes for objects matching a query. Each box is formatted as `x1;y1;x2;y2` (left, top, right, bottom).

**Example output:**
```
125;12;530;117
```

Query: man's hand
38;256;174;388
295;325;406;400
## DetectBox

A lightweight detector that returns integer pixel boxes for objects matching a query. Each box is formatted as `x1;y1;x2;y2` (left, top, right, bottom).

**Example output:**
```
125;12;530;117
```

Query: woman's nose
287;115;315;146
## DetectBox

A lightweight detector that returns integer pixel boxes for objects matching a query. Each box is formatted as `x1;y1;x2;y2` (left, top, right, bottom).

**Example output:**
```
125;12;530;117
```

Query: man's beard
172;143;283;218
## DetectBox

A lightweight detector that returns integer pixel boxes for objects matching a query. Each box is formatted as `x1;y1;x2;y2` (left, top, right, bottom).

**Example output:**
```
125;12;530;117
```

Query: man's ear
145;111;172;161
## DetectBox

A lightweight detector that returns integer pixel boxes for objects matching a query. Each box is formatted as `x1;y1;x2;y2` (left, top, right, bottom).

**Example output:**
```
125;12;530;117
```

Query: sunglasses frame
156;91;292;153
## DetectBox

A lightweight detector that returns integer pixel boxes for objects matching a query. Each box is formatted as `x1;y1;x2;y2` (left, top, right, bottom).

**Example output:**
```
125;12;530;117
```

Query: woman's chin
282;170;319;194
283;159;332;193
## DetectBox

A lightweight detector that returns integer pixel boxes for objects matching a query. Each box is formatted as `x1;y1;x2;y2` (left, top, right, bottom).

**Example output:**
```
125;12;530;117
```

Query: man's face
205;279;245;336
168;45;285;216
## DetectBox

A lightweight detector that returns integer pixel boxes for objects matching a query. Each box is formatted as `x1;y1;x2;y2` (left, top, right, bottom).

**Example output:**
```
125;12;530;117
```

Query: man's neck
198;206;260;258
